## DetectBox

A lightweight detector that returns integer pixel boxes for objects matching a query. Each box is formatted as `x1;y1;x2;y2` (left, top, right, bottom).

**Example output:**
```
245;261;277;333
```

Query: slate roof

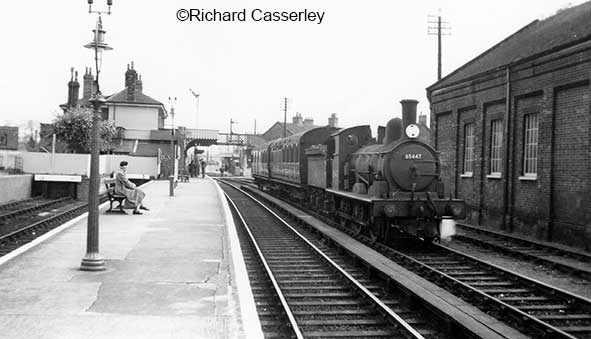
261;121;319;140
106;88;164;106
429;1;591;90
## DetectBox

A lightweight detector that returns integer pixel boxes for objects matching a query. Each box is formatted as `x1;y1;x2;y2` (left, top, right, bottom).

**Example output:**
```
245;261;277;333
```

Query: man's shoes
133;210;143;215
140;206;150;211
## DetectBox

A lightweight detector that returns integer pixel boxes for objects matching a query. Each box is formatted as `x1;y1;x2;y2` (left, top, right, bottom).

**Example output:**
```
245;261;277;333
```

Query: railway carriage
253;126;337;199
253;99;465;242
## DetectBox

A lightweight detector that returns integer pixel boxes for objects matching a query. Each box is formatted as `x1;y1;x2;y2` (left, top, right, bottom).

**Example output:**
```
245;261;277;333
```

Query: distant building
417;113;430;144
0;126;18;150
261;112;339;141
56;62;177;177
426;2;591;249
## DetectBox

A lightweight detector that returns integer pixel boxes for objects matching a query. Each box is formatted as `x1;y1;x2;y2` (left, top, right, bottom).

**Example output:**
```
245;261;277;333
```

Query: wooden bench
104;178;126;213
179;172;190;183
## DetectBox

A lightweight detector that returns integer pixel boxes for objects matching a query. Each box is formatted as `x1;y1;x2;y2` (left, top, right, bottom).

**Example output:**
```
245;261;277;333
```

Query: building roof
429;1;591;90
261;121;319;140
106;88;165;106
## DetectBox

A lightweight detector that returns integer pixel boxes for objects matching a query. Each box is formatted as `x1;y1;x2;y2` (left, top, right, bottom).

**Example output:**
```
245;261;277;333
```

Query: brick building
55;62;178;177
426;3;591;249
261;112;339;141
0;126;19;150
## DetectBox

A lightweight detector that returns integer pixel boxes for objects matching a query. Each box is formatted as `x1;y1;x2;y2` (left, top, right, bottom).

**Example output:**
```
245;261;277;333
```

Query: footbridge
182;128;266;151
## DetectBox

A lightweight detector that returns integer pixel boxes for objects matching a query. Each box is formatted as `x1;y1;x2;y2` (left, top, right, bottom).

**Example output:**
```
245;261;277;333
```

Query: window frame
489;119;503;177
521;113;539;179
462;123;475;176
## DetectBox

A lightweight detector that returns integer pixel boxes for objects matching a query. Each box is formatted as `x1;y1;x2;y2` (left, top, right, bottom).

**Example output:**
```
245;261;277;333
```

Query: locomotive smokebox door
385;142;438;191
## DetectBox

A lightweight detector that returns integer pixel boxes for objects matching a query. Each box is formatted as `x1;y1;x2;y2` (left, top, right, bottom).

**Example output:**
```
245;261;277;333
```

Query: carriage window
463;123;474;175
523;113;538;177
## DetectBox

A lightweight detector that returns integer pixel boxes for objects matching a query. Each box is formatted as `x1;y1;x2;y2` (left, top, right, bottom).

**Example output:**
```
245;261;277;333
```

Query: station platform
0;178;263;339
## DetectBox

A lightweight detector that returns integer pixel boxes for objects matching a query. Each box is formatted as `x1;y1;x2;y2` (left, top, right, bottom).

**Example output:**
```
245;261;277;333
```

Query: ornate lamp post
80;0;113;272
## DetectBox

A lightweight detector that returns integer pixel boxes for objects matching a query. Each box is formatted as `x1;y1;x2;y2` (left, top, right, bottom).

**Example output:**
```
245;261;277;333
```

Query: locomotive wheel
351;222;363;237
369;221;386;244
369;228;378;244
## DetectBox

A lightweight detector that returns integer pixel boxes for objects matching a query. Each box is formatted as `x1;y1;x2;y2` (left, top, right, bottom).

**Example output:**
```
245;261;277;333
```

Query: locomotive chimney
400;99;418;131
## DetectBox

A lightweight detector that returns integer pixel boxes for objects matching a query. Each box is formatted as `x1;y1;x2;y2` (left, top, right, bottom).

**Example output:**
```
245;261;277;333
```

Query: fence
17;152;159;177
0;151;24;174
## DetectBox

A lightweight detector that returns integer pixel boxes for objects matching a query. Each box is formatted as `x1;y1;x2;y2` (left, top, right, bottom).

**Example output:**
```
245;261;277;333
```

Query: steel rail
374;241;584;339
238;182;590;339
0;197;71;221
453;232;591;279
0;196;43;210
456;222;591;263
222;189;305;339
221;179;425;339
434;242;591;309
0;202;87;243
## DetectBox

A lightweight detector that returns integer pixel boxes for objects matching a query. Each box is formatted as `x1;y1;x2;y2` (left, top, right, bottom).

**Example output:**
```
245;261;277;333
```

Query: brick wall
481;102;506;228
457;107;480;221
511;94;548;238
435;112;456;195
0;174;32;203
551;83;591;248
428;43;591;249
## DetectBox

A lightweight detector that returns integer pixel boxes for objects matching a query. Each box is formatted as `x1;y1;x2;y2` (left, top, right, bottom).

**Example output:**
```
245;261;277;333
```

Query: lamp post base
80;252;106;271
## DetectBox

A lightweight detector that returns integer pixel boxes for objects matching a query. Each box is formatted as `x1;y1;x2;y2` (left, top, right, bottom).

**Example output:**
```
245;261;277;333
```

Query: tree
52;108;116;153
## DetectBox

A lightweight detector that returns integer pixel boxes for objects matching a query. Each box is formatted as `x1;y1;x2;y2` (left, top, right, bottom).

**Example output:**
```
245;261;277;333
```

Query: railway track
219;179;488;339
0;196;43;211
0;197;71;224
453;223;591;280
381;241;591;339
220;180;430;338
234;181;591;339
0;196;106;257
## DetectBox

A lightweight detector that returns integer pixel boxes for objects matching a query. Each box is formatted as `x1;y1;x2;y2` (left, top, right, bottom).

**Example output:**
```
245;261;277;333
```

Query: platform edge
211;177;265;339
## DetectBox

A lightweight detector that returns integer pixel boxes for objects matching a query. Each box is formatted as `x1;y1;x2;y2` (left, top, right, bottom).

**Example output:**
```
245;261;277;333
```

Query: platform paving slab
0;178;260;339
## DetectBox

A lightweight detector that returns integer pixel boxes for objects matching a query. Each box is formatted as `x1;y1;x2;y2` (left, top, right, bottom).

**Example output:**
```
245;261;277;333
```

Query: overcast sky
0;0;585;134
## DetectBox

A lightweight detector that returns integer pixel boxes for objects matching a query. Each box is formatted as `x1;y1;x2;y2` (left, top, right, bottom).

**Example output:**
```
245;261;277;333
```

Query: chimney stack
304;118;314;126
136;74;143;93
328;113;338;128
418;113;427;126
82;67;95;104
292;113;303;125
125;62;138;101
400;99;418;131
67;68;80;108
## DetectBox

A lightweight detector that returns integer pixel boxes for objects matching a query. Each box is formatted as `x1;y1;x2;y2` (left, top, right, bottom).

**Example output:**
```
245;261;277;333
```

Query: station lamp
80;0;113;272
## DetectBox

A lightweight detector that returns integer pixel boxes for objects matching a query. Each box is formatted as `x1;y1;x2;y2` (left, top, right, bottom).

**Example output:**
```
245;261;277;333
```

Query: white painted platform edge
0;180;155;267
0;200;110;267
211;177;265;339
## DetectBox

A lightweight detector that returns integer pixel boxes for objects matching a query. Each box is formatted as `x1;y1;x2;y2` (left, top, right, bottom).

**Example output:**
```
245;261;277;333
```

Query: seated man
115;161;149;215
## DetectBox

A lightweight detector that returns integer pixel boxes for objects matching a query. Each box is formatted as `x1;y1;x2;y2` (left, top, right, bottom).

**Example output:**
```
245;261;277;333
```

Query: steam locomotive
252;100;465;242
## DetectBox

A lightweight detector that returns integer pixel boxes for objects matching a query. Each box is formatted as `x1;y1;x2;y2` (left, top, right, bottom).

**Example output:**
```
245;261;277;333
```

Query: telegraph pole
280;97;288;137
428;11;451;80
